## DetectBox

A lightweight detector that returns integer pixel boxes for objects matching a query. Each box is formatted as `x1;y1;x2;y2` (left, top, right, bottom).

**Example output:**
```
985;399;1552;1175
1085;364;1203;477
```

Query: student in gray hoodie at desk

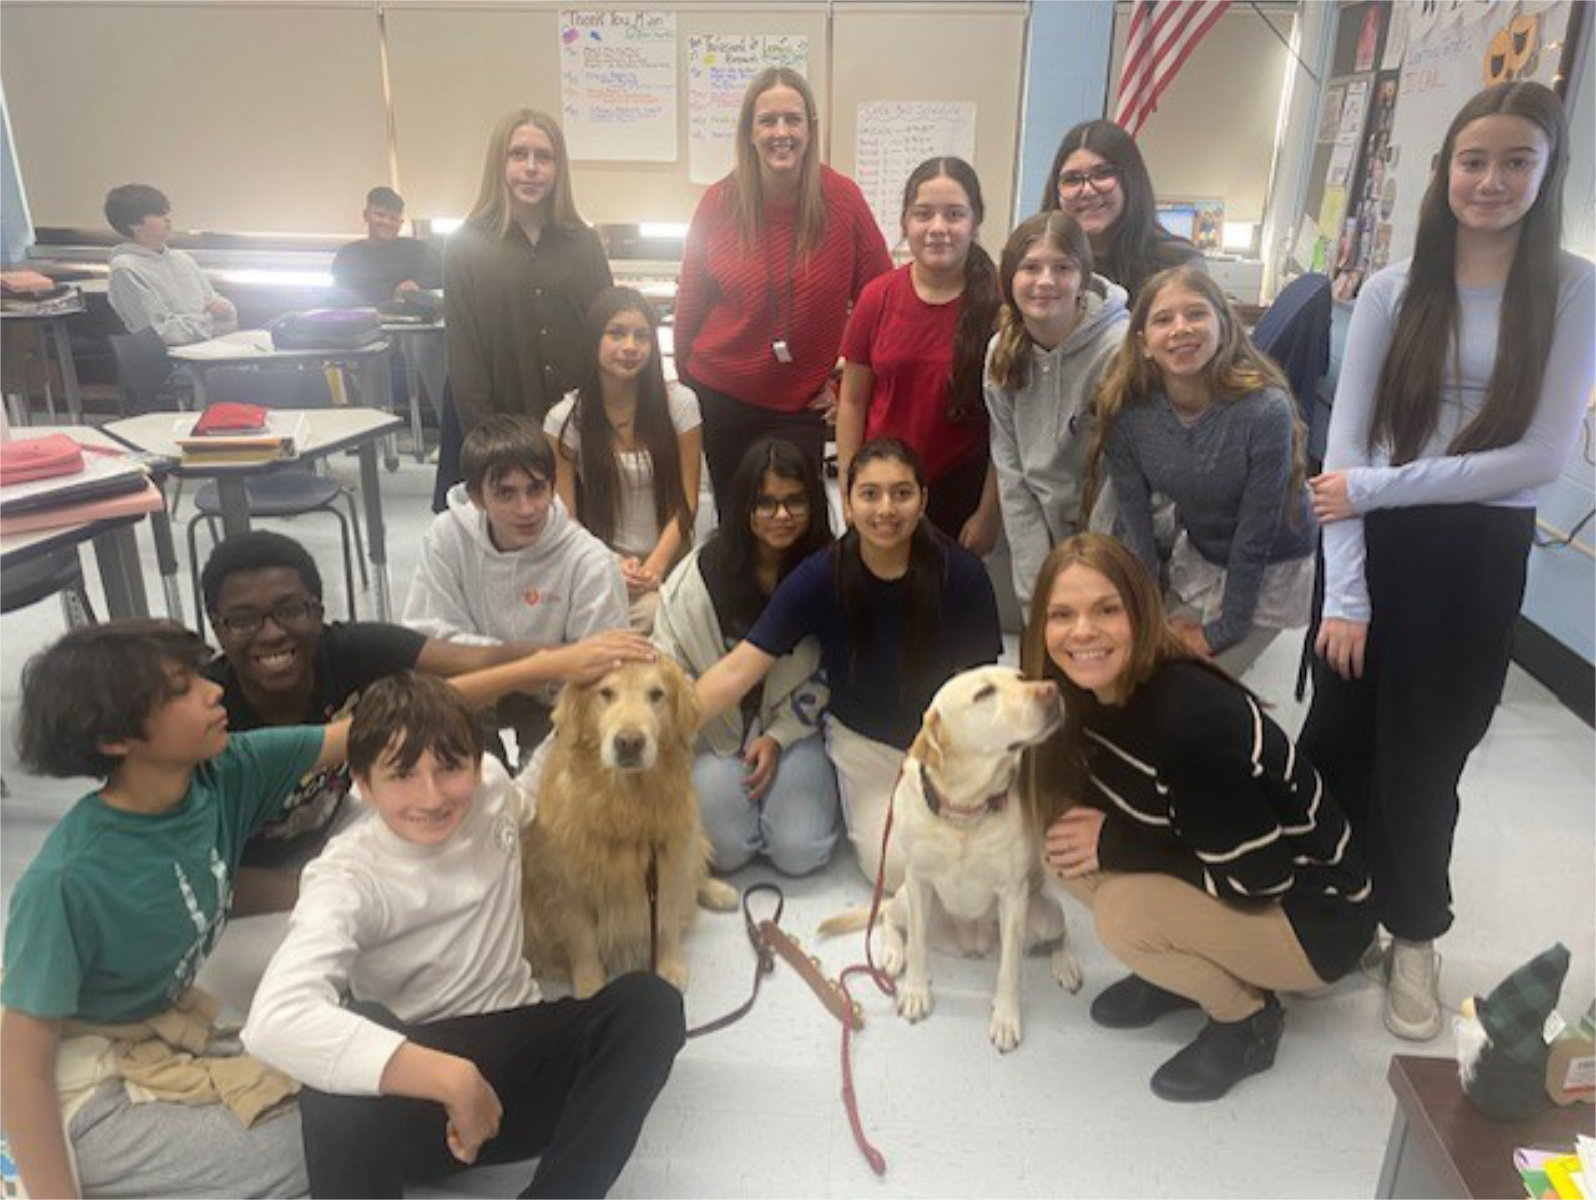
404;414;629;760
984;210;1129;611
105;183;237;346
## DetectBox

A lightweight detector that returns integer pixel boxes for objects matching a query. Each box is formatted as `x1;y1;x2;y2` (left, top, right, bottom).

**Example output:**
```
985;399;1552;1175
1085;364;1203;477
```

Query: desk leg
51;318;84;424
148;489;185;623
91;524;151;618
217;477;251;539
357;440;391;620
404;344;425;463
190;366;210;410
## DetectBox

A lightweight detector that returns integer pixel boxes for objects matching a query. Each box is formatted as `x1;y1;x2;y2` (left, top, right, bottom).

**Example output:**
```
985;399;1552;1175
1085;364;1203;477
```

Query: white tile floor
2;451;1592;1198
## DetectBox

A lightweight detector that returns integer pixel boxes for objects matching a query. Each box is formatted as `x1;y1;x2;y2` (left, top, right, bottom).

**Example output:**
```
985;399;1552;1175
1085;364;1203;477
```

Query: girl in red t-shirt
836;157;1002;552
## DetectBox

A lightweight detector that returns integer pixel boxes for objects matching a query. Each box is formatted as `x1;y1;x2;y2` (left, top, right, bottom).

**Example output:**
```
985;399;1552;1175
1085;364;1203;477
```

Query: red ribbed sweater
674;165;892;413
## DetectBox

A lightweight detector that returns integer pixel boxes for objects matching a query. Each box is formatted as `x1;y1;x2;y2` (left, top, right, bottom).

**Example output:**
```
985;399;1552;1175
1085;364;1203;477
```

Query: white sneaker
1384;939;1443;1041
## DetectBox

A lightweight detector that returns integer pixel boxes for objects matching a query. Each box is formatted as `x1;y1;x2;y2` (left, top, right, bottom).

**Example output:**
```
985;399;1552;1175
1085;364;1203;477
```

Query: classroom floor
2;448;1591;1199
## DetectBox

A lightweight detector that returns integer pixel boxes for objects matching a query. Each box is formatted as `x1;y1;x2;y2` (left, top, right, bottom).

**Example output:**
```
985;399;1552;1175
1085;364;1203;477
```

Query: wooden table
1377;1054;1594;1198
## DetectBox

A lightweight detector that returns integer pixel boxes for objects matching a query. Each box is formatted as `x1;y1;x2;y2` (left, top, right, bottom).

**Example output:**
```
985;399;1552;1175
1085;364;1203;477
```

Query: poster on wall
559;10;678;162
1383;0;1575;263
854;101;977;248
687;34;810;184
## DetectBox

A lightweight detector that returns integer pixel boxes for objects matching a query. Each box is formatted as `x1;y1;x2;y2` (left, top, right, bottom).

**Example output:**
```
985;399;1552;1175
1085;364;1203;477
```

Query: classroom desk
1;298;87;424
1376;1055;1594;1198
166;330;391;414
104;407;404;619
381;320;446;463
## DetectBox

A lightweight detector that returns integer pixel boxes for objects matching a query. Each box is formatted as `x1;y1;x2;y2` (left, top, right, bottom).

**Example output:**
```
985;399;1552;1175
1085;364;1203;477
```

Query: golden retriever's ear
552;680;593;748
911;707;944;773
664;657;699;741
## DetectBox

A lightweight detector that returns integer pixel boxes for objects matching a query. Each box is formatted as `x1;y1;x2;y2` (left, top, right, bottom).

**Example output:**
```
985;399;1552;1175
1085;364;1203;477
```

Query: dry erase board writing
560;10;678;161
854;101;977;248
687;33;810;184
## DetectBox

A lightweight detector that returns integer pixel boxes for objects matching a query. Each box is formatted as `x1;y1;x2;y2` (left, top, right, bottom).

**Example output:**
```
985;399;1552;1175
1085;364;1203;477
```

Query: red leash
835;772;904;1176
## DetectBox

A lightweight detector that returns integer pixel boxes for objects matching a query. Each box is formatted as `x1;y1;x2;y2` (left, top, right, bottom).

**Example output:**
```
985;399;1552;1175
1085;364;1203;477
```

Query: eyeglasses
1058;164;1120;195
753;495;811;519
214;598;324;637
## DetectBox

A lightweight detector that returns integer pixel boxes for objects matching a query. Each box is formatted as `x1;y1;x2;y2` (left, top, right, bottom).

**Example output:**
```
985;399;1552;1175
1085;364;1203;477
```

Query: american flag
1114;0;1232;136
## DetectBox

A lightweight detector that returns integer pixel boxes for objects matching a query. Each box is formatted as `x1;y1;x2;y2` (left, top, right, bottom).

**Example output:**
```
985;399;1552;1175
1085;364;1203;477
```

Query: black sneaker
1149;996;1285;1102
1089;974;1200;1029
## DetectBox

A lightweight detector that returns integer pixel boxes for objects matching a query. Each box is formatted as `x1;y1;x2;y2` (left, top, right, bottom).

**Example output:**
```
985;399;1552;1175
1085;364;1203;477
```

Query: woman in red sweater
674;67;892;512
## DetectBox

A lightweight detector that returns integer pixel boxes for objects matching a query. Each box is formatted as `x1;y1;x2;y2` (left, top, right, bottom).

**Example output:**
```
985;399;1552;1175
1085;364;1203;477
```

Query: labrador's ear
663;656;699;744
909;707;944;774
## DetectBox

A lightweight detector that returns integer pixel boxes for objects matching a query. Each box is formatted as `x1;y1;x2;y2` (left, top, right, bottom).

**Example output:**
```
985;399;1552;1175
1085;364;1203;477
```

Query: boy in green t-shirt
0;618;652;1199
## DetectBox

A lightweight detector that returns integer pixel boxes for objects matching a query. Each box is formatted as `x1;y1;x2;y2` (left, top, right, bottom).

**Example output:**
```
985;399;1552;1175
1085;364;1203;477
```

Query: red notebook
190;402;268;436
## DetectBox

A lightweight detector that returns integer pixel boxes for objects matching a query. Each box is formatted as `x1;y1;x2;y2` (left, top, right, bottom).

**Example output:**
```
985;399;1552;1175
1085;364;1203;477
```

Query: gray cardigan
1105;385;1315;651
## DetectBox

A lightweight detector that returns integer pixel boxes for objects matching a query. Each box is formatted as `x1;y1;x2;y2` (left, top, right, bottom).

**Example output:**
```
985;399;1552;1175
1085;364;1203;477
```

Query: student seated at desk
105;184;237;347
405;414;630;761
199;530;648;914
0;620;653;1200
330;186;442;308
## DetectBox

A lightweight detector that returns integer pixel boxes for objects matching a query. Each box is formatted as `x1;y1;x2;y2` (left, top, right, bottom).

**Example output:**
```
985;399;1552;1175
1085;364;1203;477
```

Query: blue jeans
694;736;840;876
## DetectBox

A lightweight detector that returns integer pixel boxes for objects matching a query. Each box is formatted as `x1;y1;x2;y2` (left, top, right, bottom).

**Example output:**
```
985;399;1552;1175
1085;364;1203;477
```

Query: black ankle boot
1149;996;1284;1102
1089;974;1200;1029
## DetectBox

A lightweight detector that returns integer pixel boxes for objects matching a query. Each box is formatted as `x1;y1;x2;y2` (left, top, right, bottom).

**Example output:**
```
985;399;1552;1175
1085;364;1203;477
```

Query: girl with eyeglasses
693;438;1002;887
836;157;1003;554
1300;83;1594;1041
1041;120;1200;302
547;287;701;632
653;438;839;875
984;211;1129;613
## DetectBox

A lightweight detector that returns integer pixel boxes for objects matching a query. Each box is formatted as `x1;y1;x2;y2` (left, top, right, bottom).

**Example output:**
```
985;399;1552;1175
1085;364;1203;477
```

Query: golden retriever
519;656;736;997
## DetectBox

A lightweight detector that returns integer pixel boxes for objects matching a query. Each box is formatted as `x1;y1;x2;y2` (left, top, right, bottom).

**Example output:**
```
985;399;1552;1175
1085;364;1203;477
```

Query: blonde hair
987;212;1094;392
1081;264;1305;523
730;68;827;258
466;109;586;240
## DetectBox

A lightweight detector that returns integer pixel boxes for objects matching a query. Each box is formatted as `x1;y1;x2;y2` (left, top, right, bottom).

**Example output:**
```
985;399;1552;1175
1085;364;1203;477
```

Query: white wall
1107;4;1294;226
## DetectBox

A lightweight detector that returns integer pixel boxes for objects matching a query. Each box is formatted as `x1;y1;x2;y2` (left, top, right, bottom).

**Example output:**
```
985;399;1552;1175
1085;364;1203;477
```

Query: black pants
1298;505;1532;941
432;382;465;513
695;383;827;519
925;449;989;543
299;973;685;1199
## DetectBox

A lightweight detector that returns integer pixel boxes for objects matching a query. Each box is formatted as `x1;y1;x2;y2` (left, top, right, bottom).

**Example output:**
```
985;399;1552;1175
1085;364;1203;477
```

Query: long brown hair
1367;81;1568;464
1081;264;1305;524
987;211;1095;392
558;288;692;550
1039;119;1196;299
901;156;1000;421
1018;533;1218;830
466;108;587;240
730;68;827;258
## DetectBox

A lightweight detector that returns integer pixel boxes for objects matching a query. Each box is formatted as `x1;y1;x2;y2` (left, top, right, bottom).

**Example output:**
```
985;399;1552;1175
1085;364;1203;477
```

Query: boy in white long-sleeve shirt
104;184;238;347
242;671;684;1198
404;415;628;756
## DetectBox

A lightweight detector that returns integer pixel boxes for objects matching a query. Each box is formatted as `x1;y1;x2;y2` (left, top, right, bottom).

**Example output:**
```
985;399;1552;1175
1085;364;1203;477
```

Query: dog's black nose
613;730;646;764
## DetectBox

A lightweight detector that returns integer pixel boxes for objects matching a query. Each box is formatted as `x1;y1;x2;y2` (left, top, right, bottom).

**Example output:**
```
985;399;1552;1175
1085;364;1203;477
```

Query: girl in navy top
695;438;1002;886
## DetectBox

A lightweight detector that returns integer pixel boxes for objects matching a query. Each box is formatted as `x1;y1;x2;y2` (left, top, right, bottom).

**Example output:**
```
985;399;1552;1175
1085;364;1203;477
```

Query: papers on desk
174;329;276;359
174;410;308;462
0;450;149;516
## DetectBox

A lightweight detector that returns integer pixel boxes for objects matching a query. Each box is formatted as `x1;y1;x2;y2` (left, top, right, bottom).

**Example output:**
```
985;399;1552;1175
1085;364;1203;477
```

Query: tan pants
1060;871;1323;1022
822;717;907;890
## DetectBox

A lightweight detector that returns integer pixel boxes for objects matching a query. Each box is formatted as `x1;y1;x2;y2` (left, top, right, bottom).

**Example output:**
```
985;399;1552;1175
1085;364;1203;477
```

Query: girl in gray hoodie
984;212;1128;612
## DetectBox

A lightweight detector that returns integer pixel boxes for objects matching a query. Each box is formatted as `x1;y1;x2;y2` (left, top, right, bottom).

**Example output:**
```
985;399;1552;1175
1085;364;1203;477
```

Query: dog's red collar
918;761;1008;823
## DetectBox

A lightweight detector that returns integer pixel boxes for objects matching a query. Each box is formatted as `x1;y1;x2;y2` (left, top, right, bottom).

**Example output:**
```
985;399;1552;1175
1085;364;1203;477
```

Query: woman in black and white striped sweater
1021;533;1375;1102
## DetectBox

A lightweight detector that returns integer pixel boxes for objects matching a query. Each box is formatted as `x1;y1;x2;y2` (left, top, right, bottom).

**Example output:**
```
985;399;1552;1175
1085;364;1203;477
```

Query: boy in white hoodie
404;415;628;755
104;184;238;347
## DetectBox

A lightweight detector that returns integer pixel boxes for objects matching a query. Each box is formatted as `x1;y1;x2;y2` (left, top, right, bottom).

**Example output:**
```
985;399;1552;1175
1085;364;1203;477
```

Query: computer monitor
1156;200;1224;253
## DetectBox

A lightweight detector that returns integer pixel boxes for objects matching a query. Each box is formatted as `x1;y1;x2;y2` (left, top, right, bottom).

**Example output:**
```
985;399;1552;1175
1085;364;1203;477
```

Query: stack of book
175;404;307;464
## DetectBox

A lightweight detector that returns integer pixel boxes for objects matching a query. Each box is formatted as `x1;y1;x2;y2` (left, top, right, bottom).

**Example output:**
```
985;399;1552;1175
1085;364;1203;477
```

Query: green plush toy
1456;943;1571;1122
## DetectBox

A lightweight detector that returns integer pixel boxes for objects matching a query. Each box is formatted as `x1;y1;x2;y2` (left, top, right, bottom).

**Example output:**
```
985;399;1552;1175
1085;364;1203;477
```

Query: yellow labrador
823;666;1083;1051
519;657;736;998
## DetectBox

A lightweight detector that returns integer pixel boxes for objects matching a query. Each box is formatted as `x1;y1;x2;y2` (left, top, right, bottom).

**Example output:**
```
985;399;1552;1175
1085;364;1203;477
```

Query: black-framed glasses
214;598;324;637
1058;164;1120;194
753;495;811;519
